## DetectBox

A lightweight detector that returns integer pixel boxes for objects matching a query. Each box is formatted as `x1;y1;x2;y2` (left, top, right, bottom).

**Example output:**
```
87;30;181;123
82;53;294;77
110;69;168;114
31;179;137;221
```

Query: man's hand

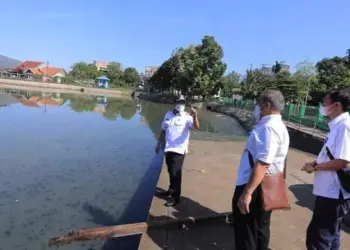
190;104;197;117
301;162;316;173
238;191;252;214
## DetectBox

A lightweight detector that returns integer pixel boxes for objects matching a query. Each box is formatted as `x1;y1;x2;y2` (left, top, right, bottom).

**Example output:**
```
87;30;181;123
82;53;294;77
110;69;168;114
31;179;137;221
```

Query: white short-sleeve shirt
313;112;350;199
161;111;194;155
236;114;290;186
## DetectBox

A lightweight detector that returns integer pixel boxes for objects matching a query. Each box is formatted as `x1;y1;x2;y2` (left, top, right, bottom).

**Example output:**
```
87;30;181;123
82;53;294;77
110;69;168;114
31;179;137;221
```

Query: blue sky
1;0;349;74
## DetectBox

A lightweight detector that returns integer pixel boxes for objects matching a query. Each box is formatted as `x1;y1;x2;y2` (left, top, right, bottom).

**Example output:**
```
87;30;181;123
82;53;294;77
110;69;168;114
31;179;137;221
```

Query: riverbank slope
0;78;131;97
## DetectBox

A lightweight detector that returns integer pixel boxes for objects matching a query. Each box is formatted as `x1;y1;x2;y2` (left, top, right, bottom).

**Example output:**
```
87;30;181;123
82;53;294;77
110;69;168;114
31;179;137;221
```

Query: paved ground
138;140;350;250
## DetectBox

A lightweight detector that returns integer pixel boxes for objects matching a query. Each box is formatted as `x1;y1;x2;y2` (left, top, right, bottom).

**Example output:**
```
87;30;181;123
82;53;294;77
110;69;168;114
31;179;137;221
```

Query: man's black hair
327;89;350;112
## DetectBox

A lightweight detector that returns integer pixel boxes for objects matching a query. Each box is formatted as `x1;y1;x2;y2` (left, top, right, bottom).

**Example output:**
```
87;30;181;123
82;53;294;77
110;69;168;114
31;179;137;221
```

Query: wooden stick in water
48;222;148;246
48;212;232;247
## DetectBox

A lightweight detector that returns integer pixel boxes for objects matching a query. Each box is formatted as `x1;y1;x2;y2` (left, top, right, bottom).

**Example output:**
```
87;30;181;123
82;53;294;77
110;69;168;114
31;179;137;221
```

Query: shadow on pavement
289;184;350;234
144;187;234;250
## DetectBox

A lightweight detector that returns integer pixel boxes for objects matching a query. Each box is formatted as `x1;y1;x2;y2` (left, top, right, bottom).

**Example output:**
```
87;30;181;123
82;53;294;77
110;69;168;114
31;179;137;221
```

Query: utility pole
46;60;49;82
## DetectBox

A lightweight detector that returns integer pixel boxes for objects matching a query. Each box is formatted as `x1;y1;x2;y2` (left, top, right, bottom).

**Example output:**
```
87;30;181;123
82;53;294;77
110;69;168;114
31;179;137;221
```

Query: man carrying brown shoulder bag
232;90;290;250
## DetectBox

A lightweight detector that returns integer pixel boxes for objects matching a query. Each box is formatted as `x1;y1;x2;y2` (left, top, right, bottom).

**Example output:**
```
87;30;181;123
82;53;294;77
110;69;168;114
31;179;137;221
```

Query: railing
218;97;329;138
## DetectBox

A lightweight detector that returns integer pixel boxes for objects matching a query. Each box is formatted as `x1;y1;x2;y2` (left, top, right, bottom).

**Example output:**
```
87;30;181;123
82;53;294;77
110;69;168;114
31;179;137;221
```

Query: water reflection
0;88;246;250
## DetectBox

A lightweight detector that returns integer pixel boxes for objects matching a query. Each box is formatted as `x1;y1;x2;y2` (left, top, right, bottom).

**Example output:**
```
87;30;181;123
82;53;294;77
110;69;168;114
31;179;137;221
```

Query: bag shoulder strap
325;146;335;160
283;155;287;179
247;150;254;169
247;150;287;180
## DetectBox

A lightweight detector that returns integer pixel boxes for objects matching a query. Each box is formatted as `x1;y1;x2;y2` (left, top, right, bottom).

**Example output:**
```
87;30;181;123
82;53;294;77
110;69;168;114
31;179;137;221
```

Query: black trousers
165;152;185;199
232;184;272;250
306;193;350;250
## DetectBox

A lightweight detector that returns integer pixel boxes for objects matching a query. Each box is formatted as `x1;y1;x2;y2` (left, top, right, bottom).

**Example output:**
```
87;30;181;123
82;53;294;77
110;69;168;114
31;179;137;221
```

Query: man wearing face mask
155;95;200;206
301;89;350;250
232;90;289;250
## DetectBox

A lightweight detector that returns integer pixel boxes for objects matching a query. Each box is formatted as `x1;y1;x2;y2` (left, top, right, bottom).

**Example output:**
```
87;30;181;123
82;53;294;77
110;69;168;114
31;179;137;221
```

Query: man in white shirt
155;95;200;206
232;90;290;250
302;89;350;250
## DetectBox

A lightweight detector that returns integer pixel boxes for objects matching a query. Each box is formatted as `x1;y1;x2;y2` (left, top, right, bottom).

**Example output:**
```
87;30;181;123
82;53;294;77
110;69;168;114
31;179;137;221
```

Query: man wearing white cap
155;95;200;206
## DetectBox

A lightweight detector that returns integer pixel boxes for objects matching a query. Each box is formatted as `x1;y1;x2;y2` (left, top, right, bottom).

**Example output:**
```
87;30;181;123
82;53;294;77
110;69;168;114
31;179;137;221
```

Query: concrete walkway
138;140;350;250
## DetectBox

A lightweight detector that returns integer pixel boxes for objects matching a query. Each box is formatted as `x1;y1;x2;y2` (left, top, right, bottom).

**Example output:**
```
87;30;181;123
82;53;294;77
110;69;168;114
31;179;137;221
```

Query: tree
107;62;124;86
241;68;274;99
191;36;227;99
345;49;350;66
149;36;227;100
219;71;240;97
292;60;317;103
272;61;282;74
69;62;100;80
275;71;300;103
123;67;140;87
316;56;350;90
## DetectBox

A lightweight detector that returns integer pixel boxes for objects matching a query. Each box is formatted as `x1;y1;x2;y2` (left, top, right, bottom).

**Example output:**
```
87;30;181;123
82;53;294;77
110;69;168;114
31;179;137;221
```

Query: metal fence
218;97;330;134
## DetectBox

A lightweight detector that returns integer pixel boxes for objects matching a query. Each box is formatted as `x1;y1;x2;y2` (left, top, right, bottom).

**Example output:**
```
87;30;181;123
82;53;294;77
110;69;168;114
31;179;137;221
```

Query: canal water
0;89;247;250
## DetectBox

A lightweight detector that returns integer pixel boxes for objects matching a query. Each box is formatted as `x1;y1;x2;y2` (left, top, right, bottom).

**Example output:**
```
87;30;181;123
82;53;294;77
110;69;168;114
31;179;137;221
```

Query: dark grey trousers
165;151;185;199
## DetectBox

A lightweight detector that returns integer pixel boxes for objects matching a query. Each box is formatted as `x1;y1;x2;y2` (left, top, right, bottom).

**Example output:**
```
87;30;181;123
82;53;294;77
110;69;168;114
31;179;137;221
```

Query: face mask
319;106;327;116
175;104;185;112
253;106;260;122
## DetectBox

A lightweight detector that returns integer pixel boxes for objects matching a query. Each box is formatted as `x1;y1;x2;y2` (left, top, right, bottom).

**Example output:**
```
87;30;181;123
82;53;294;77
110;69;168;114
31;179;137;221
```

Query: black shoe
165;197;180;207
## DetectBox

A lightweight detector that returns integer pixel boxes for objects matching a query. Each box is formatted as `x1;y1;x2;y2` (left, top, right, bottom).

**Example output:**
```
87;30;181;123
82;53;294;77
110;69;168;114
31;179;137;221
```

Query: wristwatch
312;162;318;172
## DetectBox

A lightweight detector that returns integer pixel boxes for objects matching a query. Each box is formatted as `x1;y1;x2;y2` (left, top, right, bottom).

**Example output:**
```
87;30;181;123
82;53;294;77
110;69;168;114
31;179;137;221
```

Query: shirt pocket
174;118;186;128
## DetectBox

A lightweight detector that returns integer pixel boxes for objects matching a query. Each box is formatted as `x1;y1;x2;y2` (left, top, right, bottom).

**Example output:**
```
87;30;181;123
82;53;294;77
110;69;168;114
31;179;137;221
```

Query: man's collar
172;110;185;116
328;112;349;128
259;114;282;122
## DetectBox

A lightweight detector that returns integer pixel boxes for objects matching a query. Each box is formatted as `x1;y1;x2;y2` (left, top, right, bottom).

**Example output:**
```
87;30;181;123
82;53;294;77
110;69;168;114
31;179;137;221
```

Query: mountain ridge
0;55;21;69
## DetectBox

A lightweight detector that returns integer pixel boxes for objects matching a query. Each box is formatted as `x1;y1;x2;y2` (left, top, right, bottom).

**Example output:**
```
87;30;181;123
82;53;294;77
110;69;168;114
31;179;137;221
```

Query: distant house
9;61;66;82
25;67;66;82
92;61;109;72
11;61;46;74
96;76;109;88
144;66;158;77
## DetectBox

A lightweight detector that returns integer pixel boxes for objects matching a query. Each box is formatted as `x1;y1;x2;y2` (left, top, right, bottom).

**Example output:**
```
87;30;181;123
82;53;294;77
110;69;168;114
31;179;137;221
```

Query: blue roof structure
96;76;110;80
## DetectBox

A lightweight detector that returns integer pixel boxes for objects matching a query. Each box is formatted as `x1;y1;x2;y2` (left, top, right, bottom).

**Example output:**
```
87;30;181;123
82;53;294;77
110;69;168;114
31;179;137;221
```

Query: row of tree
237;50;350;103
68;62;140;87
149;35;350;103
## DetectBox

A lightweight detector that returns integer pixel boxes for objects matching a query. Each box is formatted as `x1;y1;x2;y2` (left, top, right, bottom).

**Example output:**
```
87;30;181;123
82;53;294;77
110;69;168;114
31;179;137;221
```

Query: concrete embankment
0;78;130;97
207;103;325;156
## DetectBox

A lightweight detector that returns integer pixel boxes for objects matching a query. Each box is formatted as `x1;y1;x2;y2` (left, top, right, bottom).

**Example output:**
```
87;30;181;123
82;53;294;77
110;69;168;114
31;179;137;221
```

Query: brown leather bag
248;151;291;211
